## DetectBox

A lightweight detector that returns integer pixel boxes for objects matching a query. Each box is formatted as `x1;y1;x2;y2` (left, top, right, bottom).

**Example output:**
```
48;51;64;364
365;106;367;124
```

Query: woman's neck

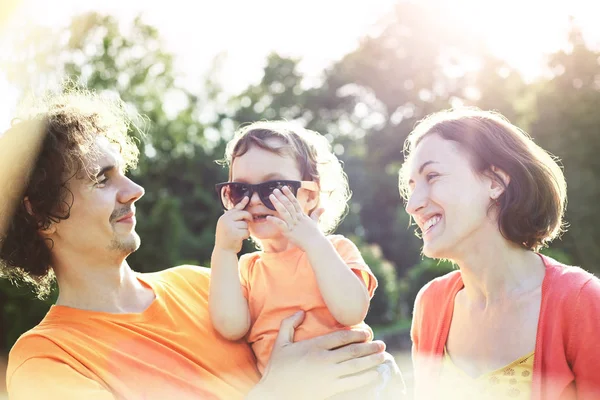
454;238;545;306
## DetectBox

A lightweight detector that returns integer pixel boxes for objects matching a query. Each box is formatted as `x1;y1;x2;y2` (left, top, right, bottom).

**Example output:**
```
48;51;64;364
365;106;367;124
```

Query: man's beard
108;231;141;254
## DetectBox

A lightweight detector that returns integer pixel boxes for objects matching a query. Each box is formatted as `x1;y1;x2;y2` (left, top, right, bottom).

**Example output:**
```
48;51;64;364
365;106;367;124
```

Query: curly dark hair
0;90;141;298
399;107;567;252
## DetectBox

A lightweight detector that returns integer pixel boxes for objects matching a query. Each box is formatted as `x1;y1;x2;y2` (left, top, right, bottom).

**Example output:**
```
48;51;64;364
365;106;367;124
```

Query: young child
209;121;381;390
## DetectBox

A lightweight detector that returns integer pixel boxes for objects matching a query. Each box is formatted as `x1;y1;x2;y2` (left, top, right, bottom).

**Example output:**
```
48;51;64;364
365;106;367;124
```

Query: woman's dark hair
399;107;567;252
0;90;141;298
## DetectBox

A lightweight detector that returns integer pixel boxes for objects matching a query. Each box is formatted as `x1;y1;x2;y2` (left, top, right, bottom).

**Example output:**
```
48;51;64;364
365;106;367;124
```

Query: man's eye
97;177;108;185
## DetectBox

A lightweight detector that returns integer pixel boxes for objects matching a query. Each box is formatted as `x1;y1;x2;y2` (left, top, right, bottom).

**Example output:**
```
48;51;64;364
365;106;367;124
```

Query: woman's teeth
424;215;441;231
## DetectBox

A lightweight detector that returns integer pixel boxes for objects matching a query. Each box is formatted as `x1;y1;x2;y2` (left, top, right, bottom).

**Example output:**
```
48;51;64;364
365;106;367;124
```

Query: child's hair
222;121;351;234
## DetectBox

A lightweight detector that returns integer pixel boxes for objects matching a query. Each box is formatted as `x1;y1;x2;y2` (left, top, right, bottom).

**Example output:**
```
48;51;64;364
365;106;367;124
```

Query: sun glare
426;0;600;80
1;0;600;132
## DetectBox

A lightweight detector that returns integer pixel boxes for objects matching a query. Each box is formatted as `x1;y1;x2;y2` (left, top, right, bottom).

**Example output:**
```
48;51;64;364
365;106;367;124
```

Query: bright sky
1;0;599;132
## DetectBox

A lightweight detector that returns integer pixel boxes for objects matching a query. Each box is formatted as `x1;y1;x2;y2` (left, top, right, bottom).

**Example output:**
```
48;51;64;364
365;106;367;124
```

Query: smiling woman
398;108;600;400
399;108;566;257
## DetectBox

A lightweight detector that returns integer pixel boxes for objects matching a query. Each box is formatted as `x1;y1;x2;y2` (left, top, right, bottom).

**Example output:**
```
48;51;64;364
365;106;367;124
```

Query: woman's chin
422;239;450;260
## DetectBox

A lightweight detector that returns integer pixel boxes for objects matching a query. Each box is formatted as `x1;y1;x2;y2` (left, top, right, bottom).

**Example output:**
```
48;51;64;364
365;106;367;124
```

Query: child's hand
214;196;252;253
266;186;326;251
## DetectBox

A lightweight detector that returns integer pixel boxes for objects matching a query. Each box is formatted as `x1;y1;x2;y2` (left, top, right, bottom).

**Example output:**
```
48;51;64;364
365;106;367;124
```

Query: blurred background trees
1;1;598;358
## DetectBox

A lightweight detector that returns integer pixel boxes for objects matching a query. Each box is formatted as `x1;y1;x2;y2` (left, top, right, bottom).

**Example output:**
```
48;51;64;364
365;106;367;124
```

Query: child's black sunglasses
215;180;318;211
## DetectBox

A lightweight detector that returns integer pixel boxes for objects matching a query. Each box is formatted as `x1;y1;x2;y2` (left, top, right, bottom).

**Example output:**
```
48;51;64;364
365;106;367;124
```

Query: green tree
348;237;400;325
399;257;456;318
312;2;498;278
528;22;600;272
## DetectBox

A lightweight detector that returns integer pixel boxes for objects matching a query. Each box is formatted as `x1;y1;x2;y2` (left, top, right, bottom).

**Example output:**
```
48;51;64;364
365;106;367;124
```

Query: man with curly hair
0;90;399;400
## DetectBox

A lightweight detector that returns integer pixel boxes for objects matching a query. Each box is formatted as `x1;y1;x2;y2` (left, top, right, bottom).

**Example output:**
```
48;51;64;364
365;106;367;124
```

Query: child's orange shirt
6;266;261;400
239;234;378;373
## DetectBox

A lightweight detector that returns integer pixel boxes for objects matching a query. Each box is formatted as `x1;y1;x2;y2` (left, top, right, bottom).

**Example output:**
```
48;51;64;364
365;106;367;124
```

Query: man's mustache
110;207;134;222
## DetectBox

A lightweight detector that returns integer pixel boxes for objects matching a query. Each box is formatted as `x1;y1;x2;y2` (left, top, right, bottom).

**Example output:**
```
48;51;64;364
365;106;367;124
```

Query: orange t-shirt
239;234;378;373
6;266;261;400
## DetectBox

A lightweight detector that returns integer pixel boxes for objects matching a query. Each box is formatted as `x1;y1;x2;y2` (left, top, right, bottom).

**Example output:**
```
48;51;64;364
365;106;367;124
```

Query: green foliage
399;258;456;317
528;23;600;272
0;280;56;352
540;247;573;265
348;236;400;325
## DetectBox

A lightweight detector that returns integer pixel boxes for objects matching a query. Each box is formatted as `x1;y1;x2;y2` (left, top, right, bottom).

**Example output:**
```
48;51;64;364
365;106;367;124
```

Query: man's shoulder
141;265;211;285
7;328;66;384
138;265;213;299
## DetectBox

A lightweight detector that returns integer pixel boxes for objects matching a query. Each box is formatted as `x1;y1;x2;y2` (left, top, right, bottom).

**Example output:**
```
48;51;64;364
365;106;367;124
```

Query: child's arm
267;187;371;327
305;236;370;326
209;198;252;340
209;248;252;340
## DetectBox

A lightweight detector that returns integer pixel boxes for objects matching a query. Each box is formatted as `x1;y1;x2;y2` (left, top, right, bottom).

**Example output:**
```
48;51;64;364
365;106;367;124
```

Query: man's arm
8;358;114;400
244;311;405;400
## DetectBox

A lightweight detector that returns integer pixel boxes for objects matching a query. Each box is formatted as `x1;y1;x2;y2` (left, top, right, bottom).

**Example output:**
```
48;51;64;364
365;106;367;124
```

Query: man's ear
23;196;56;235
487;165;510;201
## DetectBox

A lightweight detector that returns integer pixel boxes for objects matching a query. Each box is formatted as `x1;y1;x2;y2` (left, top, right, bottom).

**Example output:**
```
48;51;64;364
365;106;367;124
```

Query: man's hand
214;196;251;253
246;311;394;400
379;352;407;399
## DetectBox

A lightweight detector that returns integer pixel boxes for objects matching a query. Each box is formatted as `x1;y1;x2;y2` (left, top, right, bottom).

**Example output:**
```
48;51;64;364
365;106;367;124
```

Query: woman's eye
97;177;109;185
426;173;439;181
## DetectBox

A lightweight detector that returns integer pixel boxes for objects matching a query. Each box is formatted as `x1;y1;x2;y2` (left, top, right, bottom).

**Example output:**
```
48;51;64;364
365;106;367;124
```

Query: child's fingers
310;207;325;223
266;215;288;231
234;220;249;230
270;193;294;223
238;226;250;241
238;211;253;222
232;196;249;210
282;185;303;214
228;209;253;222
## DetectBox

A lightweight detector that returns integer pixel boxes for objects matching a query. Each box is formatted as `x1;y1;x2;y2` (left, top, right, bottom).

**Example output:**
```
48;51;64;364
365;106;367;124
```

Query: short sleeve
8;358;114;400
329;235;378;298
238;253;257;299
7;335;112;400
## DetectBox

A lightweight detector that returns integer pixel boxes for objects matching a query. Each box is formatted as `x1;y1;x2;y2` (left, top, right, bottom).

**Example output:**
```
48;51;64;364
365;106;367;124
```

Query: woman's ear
487;165;510;201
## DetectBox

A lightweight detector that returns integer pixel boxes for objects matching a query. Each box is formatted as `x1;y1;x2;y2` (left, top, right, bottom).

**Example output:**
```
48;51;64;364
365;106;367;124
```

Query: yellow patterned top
438;347;535;399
